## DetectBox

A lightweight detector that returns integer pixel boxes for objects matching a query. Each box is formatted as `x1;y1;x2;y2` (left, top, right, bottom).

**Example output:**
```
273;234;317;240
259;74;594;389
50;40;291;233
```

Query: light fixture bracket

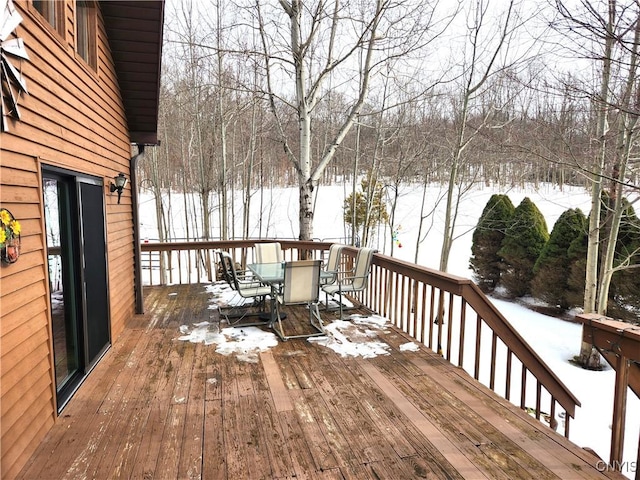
109;173;127;203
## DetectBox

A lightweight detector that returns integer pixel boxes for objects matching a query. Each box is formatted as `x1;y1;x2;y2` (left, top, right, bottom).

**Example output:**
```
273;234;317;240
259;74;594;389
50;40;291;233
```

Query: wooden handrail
577;313;640;472
363;251;580;434
459;282;580;417
139;240;581;438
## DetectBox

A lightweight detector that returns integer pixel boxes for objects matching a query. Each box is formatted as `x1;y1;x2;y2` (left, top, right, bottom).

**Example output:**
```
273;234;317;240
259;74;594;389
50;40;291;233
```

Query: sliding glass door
43;168;110;410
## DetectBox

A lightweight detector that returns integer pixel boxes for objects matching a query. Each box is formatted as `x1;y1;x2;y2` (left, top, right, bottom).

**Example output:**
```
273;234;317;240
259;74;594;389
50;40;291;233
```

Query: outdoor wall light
110;173;128;204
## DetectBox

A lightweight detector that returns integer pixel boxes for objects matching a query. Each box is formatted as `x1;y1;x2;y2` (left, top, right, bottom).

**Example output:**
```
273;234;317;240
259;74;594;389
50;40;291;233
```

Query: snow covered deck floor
18;284;625;480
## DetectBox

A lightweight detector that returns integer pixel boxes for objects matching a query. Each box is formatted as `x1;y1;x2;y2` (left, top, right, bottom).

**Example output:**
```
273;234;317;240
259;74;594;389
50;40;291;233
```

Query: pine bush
531;208;586;308
469;194;515;292
343;174;388;245
498;197;549;297
608;199;640;320
565;226;588;309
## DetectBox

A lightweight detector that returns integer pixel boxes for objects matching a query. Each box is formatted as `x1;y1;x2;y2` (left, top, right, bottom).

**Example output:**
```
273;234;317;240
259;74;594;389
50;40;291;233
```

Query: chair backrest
325;243;344;272
283;260;321;304
218;251;240;291
255;242;283;264
351;247;375;290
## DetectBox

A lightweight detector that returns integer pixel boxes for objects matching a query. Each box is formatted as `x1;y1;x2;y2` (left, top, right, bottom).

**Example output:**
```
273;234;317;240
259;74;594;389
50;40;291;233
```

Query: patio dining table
248;262;334;324
248;262;285;285
249;262;335;283
248;262;285;324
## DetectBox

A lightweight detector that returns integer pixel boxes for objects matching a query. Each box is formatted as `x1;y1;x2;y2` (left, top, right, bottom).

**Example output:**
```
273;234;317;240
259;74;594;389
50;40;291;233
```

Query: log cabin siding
0;1;147;477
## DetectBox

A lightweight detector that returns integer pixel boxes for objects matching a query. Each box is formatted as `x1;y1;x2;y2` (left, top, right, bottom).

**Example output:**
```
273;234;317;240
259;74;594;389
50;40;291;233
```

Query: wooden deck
17;284;624;480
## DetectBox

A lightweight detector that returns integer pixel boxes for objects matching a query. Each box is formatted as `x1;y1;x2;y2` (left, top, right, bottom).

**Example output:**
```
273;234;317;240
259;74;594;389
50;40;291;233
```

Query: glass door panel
43;177;82;396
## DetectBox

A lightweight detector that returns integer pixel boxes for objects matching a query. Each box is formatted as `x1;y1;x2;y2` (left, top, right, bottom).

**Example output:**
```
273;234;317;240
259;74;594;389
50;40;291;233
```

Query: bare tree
438;0;527;272
551;0;640;367
253;0;444;241
596;8;640;314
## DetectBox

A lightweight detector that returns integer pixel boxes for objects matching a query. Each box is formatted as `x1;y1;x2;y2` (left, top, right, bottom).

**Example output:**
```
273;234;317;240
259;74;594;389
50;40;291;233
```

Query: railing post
577;313;640;472
610;353;629;469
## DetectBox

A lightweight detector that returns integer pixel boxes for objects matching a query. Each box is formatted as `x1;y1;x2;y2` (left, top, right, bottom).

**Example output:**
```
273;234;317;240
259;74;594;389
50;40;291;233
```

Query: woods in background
138;0;640;335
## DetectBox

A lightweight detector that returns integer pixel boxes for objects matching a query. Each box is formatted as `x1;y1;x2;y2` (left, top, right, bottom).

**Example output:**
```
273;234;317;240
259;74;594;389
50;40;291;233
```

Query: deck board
16;284;626;480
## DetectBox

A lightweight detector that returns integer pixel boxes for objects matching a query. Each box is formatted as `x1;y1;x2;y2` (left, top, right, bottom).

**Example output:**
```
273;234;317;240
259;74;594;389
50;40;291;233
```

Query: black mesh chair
218;251;272;325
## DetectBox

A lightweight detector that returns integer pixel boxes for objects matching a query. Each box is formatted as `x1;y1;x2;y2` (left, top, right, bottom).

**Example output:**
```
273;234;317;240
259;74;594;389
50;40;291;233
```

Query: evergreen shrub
607;199;640;320
498;197;549;297
469;194;515;292
531;208;586;308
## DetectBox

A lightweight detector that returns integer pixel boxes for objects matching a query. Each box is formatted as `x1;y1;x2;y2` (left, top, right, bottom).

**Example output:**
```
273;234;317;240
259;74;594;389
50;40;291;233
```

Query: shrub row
469;194;640;319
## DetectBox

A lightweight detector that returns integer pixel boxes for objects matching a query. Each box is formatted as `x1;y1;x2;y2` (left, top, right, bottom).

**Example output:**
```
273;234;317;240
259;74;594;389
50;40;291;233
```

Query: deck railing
577;314;640;474
140;240;580;439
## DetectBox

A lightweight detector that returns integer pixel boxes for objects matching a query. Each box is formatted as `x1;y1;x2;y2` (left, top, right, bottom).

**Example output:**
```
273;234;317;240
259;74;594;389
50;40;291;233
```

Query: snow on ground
145;182;639;478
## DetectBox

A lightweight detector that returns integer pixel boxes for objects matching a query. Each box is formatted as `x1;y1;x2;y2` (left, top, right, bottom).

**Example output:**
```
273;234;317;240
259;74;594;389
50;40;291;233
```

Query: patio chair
272;260;325;341
255;242;283;264
321;247;375;319
217;251;272;325
320;243;345;286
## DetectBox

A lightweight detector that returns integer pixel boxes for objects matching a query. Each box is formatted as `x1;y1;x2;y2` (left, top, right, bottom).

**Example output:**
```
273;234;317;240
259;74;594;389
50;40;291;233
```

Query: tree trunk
351;119;361;246
217;0;228;241
596;13;640;315
299;180;314;244
439;0;515;272
266;0;384;241
579;1;616;370
440;151;460;271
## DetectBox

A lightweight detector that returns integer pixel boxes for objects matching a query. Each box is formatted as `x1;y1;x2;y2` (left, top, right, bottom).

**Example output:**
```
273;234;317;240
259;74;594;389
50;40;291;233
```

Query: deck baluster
446;292;454;361
490;332;498;390
458;300;466;368
474;314;482;380
536;380;542;421
428;286;435;349
520;366;527;410
505;349;512;401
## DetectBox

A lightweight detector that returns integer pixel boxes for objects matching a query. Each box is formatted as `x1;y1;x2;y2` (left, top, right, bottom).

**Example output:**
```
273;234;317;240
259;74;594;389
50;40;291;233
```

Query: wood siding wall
1;2;136;477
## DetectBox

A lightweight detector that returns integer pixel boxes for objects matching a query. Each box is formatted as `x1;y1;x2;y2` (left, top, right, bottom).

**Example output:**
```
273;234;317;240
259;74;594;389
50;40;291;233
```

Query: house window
76;1;97;69
33;0;64;35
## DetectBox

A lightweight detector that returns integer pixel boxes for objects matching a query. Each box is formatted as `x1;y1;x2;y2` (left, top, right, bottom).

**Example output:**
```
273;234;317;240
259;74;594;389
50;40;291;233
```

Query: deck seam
357;360;490;479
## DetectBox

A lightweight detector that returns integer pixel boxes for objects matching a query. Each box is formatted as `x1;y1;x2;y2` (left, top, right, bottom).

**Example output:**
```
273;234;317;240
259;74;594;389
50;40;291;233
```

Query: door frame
42;165;112;412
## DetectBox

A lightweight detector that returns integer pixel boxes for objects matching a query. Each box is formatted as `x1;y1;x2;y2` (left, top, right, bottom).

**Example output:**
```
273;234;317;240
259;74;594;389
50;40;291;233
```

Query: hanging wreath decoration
0;207;21;264
1;0;29;132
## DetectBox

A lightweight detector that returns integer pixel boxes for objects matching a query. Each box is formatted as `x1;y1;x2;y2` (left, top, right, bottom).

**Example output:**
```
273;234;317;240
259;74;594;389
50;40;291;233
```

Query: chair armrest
332;267;355;276
238;279;266;287
336;273;367;286
235;270;256;281
233;270;267;288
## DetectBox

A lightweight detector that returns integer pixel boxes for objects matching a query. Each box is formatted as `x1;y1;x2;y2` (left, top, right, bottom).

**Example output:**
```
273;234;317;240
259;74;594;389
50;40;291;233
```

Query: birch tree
596;9;640;315
553;0;640;367
254;0;444;241
166;0;218;241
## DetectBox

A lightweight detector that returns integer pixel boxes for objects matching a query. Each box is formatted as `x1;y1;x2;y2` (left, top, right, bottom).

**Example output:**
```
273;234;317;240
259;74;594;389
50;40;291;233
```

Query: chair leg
323;291;338;311
220;294;271;327
273;301;325;341
273;300;287;341
310;301;324;333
